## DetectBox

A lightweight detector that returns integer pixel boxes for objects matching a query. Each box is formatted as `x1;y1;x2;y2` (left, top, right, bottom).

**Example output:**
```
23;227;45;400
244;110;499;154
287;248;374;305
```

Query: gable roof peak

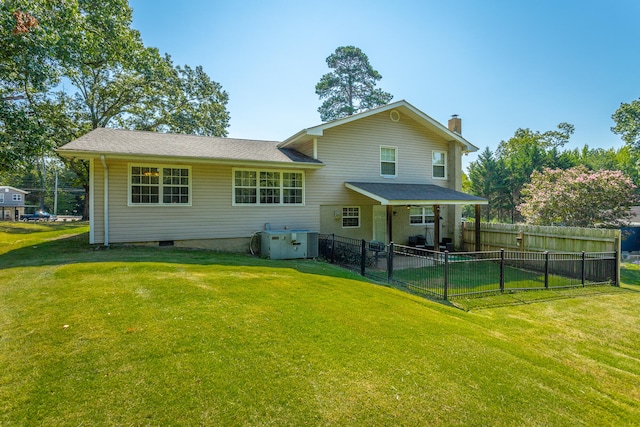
279;100;478;152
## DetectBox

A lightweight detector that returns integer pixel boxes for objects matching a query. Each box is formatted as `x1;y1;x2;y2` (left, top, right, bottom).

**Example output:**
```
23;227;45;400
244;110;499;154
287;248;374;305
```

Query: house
57;100;487;251
0;186;28;221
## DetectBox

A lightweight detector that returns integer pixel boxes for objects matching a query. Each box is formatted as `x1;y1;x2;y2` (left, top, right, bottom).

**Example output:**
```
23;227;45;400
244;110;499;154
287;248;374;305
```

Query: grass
1;222;640;425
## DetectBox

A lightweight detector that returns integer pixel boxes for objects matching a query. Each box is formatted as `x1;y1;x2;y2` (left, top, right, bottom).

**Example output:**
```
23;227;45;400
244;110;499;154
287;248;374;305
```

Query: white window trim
12;194;21;202
232;168;305;206
128;163;192;207
0;194;4;203
342;206;361;228
380;145;398;178
432;150;447;180
410;207;435;225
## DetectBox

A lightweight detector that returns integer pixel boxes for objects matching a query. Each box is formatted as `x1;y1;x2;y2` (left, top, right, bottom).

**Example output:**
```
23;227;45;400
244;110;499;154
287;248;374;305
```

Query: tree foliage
612;99;640;149
0;0;67;171
518;166;636;227
315;46;392;122
467;123;575;222
467;147;511;222
1;0;230;218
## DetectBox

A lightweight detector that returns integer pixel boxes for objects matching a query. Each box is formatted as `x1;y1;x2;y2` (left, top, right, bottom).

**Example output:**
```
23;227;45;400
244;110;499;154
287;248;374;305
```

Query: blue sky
129;0;640;169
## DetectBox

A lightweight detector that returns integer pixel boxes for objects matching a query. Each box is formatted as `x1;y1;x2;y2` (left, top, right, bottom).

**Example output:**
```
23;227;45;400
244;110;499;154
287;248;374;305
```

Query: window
0;193;4;203
130;165;191;205
342;206;360;228
233;169;304;205
380;146;397;177
432;151;446;179
12;194;22;202
410;207;434;225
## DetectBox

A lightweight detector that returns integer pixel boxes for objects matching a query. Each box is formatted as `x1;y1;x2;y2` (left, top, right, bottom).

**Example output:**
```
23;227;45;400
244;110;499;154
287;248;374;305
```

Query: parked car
20;212;54;221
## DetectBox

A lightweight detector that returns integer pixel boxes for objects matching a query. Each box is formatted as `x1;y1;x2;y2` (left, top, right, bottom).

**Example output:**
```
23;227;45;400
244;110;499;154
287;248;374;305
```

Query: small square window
342;206;360;228
410;207;434;225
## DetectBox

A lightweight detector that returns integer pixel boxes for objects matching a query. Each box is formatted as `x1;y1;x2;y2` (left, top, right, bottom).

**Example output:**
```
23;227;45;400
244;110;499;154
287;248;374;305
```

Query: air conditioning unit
261;230;318;260
307;232;319;258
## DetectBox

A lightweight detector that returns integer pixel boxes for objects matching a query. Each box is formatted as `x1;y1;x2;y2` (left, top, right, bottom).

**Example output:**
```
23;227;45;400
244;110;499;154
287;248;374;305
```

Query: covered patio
345;182;488;251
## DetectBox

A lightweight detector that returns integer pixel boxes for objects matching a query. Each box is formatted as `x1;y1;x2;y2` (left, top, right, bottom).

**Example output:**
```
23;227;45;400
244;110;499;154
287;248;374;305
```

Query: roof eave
344;182;488;206
56;149;325;169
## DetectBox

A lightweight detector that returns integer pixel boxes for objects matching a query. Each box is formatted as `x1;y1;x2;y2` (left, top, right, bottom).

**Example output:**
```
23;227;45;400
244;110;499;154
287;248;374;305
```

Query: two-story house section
279;101;486;249
0;186;28;221
57;100;486;251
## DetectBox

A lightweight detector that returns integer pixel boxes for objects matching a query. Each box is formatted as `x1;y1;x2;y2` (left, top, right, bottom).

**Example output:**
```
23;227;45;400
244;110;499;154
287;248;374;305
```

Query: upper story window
233;169;304;206
12;194;22;202
342;206;360;228
0;193;4;203
380;146;397;177
410;207;434;225
432;151;447;179
129;164;191;206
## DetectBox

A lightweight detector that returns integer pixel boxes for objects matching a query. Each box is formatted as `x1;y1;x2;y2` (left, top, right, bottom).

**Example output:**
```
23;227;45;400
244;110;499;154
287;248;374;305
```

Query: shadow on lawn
0;230;371;284
0;223;87;234
450;286;638;311
2;226;633;310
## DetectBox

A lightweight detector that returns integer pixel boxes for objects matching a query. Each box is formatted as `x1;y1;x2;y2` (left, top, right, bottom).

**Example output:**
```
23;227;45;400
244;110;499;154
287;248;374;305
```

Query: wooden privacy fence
462;222;621;253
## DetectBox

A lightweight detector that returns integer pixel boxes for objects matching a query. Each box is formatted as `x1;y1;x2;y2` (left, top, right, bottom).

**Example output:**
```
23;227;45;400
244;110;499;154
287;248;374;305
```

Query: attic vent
389;110;400;122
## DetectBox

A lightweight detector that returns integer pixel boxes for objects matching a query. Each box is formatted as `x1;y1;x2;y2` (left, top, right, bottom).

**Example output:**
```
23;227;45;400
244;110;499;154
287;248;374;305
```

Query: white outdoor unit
261;230;318;260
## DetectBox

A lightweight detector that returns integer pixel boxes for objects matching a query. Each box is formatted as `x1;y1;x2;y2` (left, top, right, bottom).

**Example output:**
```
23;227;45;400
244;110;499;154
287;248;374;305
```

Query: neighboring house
57;100;487;251
0;186;28;221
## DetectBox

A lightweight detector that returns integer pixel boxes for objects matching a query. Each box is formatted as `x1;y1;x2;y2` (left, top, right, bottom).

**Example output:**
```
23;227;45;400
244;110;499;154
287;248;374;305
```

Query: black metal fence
318;234;618;300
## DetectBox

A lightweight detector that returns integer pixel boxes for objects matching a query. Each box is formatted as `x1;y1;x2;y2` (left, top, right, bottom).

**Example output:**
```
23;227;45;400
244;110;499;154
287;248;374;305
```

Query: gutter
100;155;109;246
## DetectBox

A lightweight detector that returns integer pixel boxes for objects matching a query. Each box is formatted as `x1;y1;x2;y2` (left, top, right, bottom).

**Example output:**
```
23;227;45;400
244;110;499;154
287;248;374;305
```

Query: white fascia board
57;151;324;170
344;183;489;206
386;199;489;206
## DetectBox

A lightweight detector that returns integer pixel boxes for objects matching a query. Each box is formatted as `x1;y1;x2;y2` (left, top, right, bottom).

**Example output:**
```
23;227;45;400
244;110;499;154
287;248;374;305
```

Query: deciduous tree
1;0;230;219
518;166;636;227
612;99;640;149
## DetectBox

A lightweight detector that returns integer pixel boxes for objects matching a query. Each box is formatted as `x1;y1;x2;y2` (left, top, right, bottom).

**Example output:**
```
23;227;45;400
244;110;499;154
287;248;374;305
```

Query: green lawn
1;222;639;425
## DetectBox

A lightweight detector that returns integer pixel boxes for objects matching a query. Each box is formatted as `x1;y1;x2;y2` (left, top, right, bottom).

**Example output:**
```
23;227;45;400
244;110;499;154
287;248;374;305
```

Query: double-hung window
0;194;4;203
342;206;360;228
410;207;434;225
380;146;397;177
130;165;191;205
233;169;304;205
432;151;446;179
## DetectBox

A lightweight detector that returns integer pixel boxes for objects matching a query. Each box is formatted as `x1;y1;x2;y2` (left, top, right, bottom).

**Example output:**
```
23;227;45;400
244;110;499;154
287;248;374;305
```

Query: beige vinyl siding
304;111;451;208
297;139;316;159
100;159;319;244
301;111;456;243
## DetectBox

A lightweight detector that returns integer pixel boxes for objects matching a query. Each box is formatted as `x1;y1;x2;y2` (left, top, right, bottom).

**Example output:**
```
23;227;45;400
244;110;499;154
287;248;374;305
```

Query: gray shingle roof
58;128;322;165
346;182;487;205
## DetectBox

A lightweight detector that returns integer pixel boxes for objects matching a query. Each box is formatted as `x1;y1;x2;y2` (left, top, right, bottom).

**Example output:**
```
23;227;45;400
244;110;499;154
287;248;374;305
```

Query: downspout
100;155;109;246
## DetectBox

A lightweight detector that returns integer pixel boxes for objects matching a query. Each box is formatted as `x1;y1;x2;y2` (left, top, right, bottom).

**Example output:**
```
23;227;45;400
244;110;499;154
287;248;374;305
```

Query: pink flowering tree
518;166;637;227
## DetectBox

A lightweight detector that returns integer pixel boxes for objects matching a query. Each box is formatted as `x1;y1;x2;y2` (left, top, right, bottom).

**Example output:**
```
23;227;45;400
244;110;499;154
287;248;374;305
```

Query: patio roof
345;182;488;206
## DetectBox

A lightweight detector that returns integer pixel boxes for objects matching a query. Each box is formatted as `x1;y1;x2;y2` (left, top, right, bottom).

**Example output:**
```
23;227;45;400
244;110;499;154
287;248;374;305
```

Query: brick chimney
448;114;461;134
